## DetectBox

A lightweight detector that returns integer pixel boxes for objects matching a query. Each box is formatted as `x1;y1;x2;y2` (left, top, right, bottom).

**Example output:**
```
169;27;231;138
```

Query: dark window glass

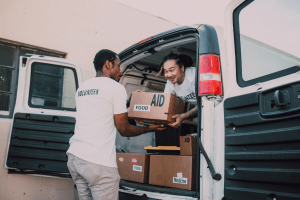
0;93;10;111
0;67;13;92
0;44;15;66
34;63;63;76
29;62;77;110
31;73;62;99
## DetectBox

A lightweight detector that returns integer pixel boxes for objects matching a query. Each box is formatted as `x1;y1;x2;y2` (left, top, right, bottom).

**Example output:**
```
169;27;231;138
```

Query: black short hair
160;53;193;69
93;49;118;72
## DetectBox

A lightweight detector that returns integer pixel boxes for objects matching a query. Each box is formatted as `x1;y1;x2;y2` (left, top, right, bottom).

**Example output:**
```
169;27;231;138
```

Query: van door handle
274;90;290;107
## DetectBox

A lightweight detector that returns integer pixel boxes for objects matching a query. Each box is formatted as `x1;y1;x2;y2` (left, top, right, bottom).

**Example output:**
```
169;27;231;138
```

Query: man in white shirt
67;49;165;200
162;53;198;128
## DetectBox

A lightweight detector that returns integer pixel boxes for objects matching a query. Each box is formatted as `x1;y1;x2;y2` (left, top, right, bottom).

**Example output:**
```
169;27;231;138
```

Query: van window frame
28;62;78;111
233;0;300;87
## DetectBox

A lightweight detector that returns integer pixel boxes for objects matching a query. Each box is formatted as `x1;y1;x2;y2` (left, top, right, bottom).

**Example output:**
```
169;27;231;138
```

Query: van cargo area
116;34;200;198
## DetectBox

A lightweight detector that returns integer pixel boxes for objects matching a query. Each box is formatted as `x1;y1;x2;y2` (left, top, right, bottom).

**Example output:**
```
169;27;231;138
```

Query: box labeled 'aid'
180;135;197;156
128;92;185;125
116;153;151;183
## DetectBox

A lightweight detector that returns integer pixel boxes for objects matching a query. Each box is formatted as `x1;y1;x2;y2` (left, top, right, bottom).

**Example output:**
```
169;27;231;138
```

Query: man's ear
105;60;112;69
180;65;185;72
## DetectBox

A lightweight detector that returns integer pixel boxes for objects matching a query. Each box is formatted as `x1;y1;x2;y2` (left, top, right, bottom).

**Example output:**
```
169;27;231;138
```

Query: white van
2;0;300;199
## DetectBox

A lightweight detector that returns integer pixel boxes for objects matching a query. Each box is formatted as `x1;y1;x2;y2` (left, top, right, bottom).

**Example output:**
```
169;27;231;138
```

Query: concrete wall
0;0;178;199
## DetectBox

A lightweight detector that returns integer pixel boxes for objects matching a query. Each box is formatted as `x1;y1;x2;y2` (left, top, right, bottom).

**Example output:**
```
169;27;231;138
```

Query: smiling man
67;49;165;200
162;53;198;128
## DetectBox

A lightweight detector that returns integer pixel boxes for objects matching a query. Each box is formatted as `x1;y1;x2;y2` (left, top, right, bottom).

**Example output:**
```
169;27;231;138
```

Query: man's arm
114;112;166;137
169;106;198;128
181;105;198;120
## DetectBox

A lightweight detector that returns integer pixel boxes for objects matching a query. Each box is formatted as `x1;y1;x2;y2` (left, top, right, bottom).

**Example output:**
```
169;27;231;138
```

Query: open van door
4;55;83;177
223;0;300;199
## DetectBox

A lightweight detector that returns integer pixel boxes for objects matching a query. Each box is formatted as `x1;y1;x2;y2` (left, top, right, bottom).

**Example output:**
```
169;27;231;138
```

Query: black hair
160;53;193;69
93;49;118;72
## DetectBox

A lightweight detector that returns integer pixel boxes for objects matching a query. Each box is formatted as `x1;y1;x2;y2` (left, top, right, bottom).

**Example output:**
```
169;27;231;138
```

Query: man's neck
177;71;185;85
96;71;108;78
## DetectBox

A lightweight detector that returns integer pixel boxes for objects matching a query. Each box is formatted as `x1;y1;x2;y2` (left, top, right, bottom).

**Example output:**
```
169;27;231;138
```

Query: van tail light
198;54;223;96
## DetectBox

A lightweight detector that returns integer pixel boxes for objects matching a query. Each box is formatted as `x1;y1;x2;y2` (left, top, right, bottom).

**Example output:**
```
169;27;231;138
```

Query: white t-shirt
67;77;128;168
164;67;196;104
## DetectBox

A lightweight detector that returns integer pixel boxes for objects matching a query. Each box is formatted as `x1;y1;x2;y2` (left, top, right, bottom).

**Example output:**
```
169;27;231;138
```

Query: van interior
116;36;200;197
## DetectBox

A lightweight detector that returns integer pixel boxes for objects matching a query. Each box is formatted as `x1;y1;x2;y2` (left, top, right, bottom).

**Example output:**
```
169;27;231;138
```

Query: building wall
0;0;178;80
0;0;178;199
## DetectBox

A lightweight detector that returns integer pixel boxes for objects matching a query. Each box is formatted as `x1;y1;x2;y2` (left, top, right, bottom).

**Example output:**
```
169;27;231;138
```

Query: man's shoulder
186;67;196;74
186;67;196;82
81;77;123;88
110;79;126;90
77;78;95;89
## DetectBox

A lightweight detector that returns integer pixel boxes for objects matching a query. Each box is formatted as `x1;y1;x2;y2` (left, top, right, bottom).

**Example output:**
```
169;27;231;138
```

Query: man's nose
165;73;171;77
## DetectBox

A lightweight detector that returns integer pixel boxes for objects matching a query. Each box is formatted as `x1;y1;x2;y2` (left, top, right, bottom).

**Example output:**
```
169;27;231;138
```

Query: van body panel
5;55;83;178
223;0;300;199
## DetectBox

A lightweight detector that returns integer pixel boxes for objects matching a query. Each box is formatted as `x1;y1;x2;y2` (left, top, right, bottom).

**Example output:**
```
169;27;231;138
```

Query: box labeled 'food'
180;135;197;156
128;92;185;125
116;153;151;183
149;155;196;190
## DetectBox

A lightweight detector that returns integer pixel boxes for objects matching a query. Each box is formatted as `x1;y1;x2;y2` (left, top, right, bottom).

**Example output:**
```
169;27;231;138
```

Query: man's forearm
181;106;198;120
122;125;152;137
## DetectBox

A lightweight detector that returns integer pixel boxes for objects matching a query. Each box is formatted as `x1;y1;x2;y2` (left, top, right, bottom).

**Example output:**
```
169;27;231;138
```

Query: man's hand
135;120;144;125
168;114;184;128
148;124;167;131
168;106;198;128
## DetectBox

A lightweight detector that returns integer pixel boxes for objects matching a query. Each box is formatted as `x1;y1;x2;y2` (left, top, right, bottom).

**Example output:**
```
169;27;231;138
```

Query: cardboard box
149;155;196;190
144;146;180;155
128;92;185;125
180;135;197;156
116;153;151;183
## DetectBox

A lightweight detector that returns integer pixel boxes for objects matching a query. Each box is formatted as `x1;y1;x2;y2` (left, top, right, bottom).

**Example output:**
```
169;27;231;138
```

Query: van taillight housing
198;54;223;96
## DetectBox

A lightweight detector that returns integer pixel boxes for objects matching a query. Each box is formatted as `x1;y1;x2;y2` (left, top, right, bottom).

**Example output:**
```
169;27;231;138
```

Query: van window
29;63;77;110
0;39;67;118
234;0;300;87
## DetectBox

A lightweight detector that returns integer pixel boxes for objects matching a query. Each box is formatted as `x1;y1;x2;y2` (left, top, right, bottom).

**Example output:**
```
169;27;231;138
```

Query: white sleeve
113;85;128;115
191;75;196;94
188;67;196;94
163;80;175;95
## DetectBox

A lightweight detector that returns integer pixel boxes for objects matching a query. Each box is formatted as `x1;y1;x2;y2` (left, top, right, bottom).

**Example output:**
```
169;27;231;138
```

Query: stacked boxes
119;93;198;190
147;135;198;190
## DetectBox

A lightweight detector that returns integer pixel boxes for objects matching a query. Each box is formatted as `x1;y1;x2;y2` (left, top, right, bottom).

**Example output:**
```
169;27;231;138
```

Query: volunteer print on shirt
77;89;99;96
164;67;196;103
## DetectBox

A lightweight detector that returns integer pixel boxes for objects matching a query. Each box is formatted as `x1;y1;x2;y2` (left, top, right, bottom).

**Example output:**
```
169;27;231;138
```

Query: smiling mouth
169;77;176;82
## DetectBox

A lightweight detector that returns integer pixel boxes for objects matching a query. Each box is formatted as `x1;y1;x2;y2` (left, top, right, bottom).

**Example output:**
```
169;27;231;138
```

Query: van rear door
223;0;300;199
4;55;83;177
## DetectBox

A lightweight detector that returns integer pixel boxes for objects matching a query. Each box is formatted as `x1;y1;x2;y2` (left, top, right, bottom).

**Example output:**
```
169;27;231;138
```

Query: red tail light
198;55;223;96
